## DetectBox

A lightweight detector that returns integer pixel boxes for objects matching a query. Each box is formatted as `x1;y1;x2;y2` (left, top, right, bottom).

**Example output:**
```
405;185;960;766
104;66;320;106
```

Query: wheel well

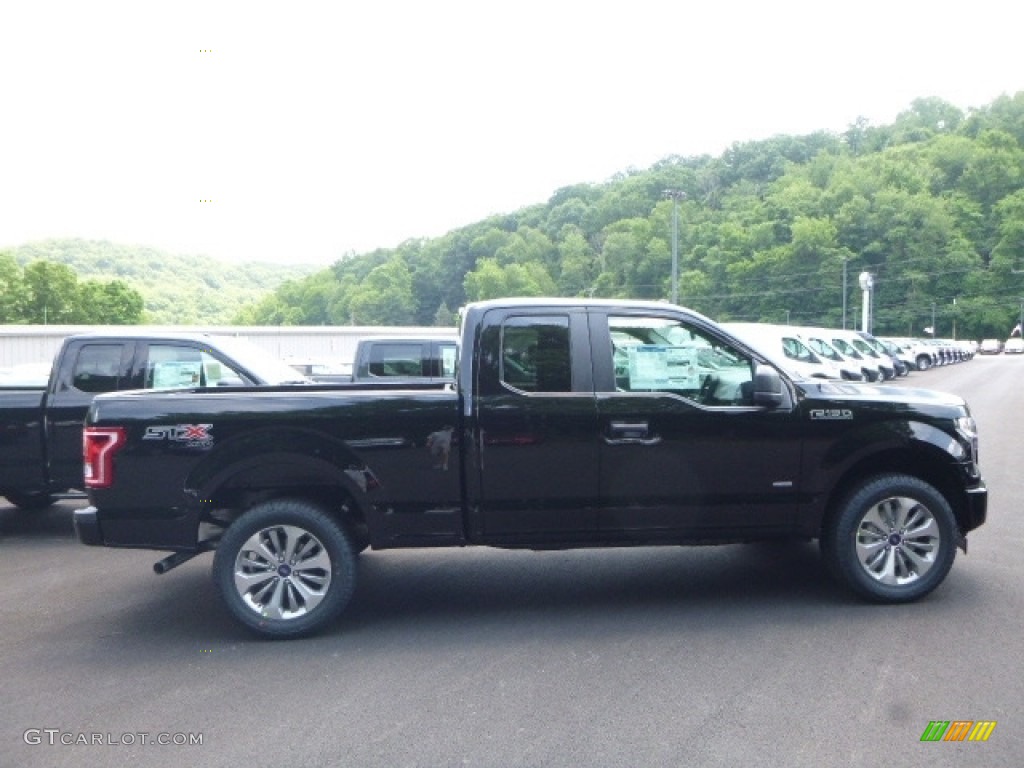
198;473;369;550
820;446;970;537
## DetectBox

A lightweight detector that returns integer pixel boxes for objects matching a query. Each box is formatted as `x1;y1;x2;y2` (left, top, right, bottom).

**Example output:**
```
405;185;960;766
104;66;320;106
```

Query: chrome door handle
604;421;662;446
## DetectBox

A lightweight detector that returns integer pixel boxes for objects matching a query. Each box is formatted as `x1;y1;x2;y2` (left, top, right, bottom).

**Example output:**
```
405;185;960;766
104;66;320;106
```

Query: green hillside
239;93;1024;340
9;239;317;324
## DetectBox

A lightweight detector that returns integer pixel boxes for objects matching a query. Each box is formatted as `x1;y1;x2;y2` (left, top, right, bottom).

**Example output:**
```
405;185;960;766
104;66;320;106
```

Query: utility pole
858;272;873;333
663;189;686;304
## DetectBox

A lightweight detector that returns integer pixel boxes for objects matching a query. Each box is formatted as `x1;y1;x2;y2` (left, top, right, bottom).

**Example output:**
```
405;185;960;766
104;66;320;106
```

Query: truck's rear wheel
212;499;357;639
822;474;957;603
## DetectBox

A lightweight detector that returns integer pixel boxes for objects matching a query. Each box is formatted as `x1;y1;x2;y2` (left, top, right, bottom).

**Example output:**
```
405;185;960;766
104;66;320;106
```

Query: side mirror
752;364;785;407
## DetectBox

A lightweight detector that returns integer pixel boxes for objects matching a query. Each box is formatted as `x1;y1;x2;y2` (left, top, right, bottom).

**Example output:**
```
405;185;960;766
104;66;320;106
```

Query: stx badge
143;424;214;448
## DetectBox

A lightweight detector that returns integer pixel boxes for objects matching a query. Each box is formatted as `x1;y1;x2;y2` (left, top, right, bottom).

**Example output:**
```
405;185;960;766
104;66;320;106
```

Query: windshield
860;336;888;355
828;338;860;359
209;336;312;385
806;338;842;362
850;338;879;358
781;336;821;364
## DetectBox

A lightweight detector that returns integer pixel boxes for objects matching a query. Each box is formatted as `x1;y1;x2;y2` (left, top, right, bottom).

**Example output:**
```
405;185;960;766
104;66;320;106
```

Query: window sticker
627;345;699;390
151;361;202;388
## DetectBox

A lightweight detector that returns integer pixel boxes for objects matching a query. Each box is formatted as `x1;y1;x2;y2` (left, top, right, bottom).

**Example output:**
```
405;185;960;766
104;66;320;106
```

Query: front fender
800;418;974;536
816;419;965;478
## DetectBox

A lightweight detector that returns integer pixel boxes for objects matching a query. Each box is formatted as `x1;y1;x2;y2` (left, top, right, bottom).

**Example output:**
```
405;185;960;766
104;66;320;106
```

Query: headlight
956;415;980;468
956;415;978;438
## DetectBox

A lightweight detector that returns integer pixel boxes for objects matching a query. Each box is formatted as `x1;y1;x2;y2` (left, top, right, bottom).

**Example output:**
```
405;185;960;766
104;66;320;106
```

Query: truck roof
66;330;228;342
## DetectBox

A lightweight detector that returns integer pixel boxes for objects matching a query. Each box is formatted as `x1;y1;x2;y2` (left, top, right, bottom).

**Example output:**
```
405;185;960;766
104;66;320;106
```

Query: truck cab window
439;343;458;378
147;345;247;389
367;344;426;377
500;316;571;393
608;315;754;405
72;345;124;393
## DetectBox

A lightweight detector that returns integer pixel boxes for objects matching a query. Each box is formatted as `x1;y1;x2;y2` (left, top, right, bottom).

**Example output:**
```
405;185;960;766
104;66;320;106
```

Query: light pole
858;271;873;333
663;189;686;304
842;257;848;330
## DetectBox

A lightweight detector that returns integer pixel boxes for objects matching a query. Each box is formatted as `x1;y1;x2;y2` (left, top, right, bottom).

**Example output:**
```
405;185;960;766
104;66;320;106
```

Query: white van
721;323;844;380
809;328;894;381
792;331;866;381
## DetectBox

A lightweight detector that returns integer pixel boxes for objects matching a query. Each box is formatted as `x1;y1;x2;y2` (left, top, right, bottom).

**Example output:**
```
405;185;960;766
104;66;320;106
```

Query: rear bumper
73;506;103;546
72;503;199;551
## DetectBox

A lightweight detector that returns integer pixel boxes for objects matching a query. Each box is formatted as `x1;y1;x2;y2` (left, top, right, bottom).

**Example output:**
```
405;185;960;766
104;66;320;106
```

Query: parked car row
978;337;1024;355
721;324;975;382
881;337;976;369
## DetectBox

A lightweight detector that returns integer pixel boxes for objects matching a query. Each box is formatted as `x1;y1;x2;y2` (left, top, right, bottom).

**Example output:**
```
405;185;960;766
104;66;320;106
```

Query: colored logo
143;424;214;449
920;720;996;742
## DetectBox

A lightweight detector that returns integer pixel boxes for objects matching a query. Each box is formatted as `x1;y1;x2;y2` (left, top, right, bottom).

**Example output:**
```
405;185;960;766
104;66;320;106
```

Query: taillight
83;427;127;489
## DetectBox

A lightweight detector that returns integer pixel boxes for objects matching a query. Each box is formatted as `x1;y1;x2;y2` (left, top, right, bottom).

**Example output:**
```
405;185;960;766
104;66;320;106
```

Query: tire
821;474;957;603
916;355;931;371
212;499;357;639
5;491;56;511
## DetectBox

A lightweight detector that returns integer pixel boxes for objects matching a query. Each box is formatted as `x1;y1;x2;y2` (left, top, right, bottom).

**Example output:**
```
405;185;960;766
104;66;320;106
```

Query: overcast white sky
1;0;1020;266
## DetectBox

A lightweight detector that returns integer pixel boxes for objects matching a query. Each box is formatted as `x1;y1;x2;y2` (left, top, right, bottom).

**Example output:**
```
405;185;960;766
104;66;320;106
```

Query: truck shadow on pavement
0;502;80;539
343;542;840;631
88;540;848;647
9;505;965;647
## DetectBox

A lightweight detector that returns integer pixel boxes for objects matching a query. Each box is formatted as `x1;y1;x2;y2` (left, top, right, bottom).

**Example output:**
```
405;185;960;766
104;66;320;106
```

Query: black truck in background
76;298;987;638
289;336;457;386
0;332;310;509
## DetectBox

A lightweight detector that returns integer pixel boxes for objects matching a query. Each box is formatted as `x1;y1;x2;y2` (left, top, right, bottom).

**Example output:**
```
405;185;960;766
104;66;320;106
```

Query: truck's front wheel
212;500;357;639
822;474;957;603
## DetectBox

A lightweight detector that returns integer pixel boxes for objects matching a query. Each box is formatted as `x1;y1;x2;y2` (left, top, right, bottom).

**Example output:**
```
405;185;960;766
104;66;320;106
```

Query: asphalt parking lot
2;356;1021;767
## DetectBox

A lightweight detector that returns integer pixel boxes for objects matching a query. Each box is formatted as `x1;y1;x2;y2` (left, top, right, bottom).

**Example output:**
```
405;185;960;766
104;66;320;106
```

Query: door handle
604;421;662;446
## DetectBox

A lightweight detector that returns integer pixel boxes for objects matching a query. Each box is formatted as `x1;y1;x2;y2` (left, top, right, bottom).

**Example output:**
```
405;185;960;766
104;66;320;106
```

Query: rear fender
184;427;375;520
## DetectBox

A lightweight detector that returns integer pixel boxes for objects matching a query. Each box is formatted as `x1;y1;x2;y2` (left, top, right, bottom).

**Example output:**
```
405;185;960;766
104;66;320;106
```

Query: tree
433;301;456;327
74;280;145;324
348;257;417;325
22;261;79;324
0;253;26;321
463;259;556;301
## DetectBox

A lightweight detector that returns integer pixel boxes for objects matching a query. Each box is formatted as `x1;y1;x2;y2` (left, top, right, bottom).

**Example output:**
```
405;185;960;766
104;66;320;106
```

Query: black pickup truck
289;336;457;385
0;331;309;510
75;298;987;638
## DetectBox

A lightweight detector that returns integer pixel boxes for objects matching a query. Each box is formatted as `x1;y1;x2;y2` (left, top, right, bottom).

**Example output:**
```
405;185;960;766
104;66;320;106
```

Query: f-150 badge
809;409;853;421
143;424;214;448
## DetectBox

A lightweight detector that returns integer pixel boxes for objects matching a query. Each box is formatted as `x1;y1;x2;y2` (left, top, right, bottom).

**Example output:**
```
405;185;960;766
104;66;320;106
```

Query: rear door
472;308;600;540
